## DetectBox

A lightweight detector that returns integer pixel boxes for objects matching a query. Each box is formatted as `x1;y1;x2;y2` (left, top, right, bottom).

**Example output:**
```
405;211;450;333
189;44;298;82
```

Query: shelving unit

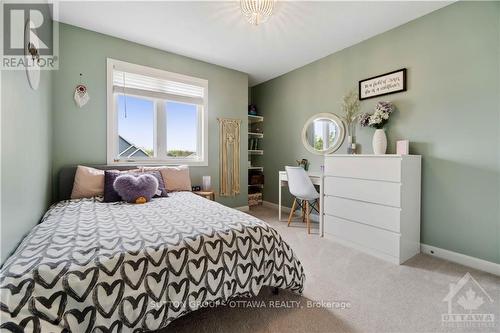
248;114;264;207
248;115;264;123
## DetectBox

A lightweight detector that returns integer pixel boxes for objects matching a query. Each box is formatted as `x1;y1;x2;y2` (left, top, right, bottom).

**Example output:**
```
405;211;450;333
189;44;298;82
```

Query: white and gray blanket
0;192;305;332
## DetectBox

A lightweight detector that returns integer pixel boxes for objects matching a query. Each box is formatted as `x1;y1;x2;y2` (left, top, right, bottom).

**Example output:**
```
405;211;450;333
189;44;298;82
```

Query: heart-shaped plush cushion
113;174;158;203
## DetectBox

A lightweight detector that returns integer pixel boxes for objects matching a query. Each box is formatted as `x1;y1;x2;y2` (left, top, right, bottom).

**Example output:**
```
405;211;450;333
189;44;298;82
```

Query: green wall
52;23;249;208
252;1;500;263
1;70;53;263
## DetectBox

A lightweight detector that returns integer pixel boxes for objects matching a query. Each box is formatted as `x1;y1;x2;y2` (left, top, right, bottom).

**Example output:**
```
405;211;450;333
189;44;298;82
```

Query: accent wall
251;1;500;264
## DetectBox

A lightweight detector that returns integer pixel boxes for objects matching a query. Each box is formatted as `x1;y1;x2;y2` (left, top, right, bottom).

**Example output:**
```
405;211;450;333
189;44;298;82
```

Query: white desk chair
285;166;320;234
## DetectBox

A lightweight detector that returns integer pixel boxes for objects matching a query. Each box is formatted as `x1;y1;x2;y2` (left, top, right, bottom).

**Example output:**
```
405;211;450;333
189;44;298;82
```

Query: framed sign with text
359;68;407;100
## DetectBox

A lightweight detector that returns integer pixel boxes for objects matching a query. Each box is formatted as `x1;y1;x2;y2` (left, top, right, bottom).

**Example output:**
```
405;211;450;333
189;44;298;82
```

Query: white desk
278;171;324;235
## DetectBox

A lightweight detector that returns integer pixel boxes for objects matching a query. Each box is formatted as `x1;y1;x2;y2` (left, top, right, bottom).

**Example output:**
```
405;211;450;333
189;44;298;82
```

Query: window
107;58;208;165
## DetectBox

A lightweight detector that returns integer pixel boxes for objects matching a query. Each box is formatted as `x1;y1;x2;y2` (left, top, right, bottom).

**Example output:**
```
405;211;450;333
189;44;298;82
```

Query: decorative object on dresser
322;154;421;264
359;68;407;100
339;90;361;154
219;118;241;196
396;140;410;155
372;129;387;155
301;113;346;155
359;101;394;154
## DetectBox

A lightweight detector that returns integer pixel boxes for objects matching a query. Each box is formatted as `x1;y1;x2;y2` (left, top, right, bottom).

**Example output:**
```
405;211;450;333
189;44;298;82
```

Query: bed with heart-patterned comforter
0;192;305;332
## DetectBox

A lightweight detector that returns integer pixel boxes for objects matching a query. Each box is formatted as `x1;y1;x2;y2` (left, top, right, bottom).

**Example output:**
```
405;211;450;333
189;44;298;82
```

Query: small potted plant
359;101;394;154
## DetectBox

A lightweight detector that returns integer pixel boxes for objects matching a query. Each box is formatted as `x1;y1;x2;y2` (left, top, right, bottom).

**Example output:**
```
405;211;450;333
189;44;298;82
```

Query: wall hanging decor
219;118;241;196
25;20;41;90
359;68;406;100
74;73;90;107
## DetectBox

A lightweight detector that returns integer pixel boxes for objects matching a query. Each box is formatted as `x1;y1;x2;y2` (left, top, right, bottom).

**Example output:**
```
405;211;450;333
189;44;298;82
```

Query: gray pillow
104;170;168;203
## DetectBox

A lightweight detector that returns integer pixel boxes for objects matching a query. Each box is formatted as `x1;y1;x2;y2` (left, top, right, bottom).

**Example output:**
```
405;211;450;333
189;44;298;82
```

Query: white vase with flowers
359;101;394;155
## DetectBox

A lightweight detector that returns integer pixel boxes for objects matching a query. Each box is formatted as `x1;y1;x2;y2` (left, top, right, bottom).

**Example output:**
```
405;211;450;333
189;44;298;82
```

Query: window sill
107;159;208;167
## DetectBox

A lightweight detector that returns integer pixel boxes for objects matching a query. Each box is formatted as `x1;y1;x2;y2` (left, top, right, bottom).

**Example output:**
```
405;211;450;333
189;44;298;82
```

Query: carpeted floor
160;206;500;333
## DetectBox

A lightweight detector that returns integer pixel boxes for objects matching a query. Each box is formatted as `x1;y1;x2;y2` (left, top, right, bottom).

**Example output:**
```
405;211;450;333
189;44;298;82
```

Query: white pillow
140;165;192;192
70;166;105;199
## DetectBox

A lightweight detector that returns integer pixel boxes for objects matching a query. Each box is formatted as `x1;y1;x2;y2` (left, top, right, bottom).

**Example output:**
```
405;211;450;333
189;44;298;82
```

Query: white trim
106;58;208;166
113;86;204;105
421;244;500;276
326;233;400;264
235;205;250;212
264;201;499;275
263;200;290;213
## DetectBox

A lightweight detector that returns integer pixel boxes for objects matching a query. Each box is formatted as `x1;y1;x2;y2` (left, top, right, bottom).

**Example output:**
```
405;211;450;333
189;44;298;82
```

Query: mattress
0;192;305;332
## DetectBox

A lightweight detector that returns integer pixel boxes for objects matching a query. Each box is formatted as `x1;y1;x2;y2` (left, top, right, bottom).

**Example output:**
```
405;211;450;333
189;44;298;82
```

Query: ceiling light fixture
240;0;275;26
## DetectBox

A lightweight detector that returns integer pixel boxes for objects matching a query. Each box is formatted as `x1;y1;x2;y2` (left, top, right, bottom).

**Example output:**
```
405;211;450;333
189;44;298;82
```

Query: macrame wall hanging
219;118;241;196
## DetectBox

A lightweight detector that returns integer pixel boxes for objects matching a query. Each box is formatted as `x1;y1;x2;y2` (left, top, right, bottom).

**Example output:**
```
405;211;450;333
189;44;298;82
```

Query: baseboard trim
235;205;250;212
420;244;500;276
262;200;288;211
263;203;500;276
262;200;319;222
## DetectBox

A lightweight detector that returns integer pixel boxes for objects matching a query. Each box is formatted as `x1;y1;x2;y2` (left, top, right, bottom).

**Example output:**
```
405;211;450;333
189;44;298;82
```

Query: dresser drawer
324;177;401;207
324;215;400;257
323;196;401;232
324;156;401;182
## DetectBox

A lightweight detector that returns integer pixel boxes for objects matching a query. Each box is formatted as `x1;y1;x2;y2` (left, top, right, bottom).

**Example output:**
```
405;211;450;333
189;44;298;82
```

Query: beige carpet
160;206;500;333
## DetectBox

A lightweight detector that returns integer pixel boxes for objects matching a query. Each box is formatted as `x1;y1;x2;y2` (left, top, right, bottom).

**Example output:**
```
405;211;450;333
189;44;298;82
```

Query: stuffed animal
113;174;158;204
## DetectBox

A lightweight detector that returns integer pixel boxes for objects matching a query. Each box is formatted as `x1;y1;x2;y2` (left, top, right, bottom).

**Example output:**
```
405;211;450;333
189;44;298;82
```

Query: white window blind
107;58;209;166
113;70;206;105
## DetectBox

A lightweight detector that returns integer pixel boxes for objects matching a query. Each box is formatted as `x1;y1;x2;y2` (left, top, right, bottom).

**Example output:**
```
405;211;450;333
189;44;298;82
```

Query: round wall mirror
301;113;345;155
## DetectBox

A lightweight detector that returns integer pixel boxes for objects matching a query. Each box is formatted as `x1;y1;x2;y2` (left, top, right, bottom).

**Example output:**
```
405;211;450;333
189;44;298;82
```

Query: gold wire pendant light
240;0;276;26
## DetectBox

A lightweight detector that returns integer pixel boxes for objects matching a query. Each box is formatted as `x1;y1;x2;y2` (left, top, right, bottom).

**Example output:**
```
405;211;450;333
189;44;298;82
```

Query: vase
347;122;357;154
372;129;387;155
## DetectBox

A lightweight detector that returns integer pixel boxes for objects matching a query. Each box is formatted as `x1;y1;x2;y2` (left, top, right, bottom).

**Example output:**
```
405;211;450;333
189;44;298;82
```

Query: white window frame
106;58;208;166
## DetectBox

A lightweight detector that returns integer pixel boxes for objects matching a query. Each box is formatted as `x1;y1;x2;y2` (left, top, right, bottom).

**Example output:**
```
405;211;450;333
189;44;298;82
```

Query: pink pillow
140;165;192;192
71;166;105;199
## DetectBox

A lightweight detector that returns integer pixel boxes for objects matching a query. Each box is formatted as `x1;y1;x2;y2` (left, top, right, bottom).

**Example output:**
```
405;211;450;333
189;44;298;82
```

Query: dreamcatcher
74;73;90;108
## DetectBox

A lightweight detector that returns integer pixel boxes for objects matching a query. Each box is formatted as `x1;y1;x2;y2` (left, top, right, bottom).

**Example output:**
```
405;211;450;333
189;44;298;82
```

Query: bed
0;168;305;332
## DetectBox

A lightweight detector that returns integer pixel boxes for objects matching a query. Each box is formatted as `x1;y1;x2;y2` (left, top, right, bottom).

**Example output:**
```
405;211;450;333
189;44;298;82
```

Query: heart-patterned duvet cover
0;192;305;332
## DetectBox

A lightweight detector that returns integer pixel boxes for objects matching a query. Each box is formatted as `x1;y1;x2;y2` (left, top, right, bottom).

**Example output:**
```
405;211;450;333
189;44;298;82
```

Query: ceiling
57;1;451;86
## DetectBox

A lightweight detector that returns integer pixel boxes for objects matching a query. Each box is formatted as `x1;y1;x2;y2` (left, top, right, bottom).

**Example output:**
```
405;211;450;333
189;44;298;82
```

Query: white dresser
322;154;421;264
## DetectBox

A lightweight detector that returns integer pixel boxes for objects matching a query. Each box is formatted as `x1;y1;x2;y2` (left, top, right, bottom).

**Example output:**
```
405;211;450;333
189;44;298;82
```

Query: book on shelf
248;138;260;150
